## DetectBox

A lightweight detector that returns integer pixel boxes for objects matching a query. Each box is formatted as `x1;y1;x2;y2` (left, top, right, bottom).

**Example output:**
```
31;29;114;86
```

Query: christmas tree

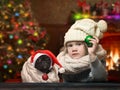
0;0;48;82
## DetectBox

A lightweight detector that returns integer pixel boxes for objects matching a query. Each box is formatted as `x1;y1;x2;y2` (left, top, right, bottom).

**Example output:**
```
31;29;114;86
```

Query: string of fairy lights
71;0;120;22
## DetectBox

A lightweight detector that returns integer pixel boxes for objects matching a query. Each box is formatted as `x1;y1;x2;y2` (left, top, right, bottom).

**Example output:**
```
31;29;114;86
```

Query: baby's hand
88;36;99;55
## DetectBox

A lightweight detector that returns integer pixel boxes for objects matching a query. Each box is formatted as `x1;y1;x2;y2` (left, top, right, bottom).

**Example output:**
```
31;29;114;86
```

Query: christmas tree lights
0;0;48;82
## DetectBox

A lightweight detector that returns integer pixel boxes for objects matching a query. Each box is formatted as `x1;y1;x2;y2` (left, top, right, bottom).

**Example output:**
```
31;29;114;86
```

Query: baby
57;19;108;82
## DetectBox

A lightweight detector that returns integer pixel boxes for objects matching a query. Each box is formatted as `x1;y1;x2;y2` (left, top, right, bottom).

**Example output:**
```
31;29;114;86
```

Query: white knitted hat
64;19;107;45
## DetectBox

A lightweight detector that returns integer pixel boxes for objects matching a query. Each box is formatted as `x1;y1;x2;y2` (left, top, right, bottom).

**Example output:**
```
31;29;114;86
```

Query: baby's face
35;55;52;73
66;41;87;59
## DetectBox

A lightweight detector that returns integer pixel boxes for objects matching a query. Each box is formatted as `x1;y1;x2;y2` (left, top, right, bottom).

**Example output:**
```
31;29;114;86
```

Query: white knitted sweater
21;57;60;83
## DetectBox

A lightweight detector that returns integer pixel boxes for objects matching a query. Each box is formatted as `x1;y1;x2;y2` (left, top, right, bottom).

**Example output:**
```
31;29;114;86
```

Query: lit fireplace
100;31;120;82
106;47;120;71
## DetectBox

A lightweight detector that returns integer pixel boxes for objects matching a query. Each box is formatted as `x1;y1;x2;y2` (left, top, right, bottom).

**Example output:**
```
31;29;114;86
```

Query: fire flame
106;47;120;70
110;48;119;63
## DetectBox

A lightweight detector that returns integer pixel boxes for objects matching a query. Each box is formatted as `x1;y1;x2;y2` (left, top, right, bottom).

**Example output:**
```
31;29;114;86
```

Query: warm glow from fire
110;48;119;63
106;47;120;70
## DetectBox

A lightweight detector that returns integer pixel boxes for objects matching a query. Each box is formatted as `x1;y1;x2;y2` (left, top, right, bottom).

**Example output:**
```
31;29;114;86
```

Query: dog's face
34;55;52;73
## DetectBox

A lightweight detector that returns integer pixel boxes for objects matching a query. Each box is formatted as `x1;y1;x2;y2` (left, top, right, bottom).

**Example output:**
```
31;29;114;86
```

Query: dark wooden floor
0;83;120;90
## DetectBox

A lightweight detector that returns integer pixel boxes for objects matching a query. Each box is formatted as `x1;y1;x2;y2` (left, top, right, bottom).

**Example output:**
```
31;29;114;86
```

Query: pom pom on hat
97;20;107;33
30;50;65;73
59;67;65;73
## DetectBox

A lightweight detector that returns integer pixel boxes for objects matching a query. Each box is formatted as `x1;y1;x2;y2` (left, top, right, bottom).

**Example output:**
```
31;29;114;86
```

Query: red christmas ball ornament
42;73;48;80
